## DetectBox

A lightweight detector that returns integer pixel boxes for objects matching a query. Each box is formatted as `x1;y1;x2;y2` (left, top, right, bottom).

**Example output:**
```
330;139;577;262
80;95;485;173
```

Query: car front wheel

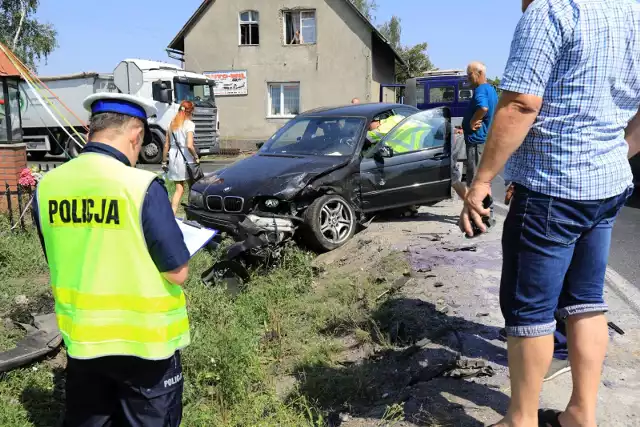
303;194;356;252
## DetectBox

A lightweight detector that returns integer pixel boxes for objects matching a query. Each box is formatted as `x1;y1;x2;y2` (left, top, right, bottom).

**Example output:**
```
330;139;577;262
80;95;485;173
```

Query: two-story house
167;0;403;149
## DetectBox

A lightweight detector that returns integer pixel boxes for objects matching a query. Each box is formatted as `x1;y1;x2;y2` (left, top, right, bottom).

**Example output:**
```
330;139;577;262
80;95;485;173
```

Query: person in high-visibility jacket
31;93;191;426
366;114;405;144
368;114;435;155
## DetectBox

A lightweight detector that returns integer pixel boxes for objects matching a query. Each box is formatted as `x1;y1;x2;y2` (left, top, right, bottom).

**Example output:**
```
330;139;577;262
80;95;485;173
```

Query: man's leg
116;351;184;427
465;143;479;187
64;357;118;427
555;188;631;427
498;185;579;427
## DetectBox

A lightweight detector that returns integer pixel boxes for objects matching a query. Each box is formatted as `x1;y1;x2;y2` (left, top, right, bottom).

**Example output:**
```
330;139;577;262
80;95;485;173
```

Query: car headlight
189;190;204;208
264;199;280;208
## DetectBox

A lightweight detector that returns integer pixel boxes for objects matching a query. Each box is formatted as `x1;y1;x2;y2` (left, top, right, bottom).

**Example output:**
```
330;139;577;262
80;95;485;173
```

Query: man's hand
460;181;492;237
471;120;483;131
195;157;201;165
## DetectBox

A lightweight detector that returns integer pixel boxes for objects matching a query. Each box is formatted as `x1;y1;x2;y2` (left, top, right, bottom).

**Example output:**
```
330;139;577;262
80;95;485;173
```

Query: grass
0;186;412;426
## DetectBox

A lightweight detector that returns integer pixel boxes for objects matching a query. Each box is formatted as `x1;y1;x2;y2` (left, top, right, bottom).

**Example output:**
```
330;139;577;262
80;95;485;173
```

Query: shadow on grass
293;297;509;426
20;366;65;427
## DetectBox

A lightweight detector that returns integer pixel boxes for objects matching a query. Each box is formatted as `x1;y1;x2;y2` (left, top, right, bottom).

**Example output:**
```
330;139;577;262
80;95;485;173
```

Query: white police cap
83;92;157;121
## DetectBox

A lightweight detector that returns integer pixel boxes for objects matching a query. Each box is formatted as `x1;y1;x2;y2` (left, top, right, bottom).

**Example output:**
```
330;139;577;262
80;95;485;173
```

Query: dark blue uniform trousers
63;351;183;427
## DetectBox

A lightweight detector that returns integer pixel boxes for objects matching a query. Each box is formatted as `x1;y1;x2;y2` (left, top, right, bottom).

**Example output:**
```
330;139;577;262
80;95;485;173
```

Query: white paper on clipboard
176;219;217;258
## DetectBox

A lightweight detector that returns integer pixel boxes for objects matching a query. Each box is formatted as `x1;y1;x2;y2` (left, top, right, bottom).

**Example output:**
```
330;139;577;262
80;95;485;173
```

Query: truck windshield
175;82;215;104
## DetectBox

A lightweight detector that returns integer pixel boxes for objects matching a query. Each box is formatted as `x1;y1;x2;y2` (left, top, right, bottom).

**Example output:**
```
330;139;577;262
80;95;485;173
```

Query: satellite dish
113;61;143;95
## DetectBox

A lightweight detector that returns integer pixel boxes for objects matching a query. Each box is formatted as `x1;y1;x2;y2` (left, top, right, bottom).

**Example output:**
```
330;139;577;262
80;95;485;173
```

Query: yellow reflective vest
37;153;190;360
367;115;405;143
384;121;434;154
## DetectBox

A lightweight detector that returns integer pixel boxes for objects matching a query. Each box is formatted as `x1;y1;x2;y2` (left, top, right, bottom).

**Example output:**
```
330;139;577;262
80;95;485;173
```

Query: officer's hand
161;162;168;173
459;182;492;237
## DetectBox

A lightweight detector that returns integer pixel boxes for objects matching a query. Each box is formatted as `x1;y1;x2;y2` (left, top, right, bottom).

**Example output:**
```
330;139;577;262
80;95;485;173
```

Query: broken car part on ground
187;104;454;286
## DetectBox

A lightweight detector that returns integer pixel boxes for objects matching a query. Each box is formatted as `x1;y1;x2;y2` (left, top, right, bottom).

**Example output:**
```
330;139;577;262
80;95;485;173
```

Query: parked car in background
187;103;453;256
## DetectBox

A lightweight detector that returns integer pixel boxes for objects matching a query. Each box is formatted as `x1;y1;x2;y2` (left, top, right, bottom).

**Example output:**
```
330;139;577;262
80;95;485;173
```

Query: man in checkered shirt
459;1;640;426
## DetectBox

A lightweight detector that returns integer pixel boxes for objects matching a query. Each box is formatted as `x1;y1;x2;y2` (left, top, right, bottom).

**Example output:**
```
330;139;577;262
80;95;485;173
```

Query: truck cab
405;70;473;128
116;59;220;162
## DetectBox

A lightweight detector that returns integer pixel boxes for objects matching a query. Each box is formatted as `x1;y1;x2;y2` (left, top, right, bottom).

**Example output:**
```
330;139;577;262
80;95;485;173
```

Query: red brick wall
0;143;27;190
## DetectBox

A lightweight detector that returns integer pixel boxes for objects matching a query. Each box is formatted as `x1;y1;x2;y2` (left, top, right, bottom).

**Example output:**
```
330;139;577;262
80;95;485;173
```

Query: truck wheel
302;194;356;252
140;134;163;164
65;133;86;159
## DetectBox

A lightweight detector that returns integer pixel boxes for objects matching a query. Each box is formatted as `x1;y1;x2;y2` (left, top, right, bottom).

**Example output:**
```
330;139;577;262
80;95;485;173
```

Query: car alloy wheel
319;198;354;245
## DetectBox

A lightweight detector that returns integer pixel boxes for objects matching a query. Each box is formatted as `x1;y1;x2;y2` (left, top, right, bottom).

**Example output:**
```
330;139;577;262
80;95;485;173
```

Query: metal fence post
16;185;25;230
5;183;13;228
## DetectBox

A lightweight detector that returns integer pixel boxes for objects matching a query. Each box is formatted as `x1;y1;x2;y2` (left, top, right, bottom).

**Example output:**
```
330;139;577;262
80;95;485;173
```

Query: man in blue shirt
460;1;640;426
462;61;498;187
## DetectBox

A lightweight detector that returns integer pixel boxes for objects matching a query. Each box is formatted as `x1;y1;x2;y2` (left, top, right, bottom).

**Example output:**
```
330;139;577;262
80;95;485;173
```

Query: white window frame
267;82;301;119
239;10;259;46
282;9;317;45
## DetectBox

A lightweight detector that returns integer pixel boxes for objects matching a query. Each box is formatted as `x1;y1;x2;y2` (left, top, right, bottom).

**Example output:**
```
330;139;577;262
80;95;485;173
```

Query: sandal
538;409;563;427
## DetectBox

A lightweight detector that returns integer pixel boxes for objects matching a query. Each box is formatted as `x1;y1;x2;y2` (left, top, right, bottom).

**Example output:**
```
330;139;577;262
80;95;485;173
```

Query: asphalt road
491;173;640;288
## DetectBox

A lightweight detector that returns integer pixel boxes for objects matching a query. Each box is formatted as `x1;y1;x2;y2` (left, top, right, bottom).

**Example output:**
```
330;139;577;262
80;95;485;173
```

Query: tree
0;0;57;71
378;15;401;50
488;76;502;95
350;0;378;22
378;16;435;83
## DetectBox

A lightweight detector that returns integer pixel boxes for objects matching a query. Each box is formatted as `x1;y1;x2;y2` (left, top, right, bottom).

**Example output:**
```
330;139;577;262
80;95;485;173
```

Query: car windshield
261;116;366;156
175;81;215;105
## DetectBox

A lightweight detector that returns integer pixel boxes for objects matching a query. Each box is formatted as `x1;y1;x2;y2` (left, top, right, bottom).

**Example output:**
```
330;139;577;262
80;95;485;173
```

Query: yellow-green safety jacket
36;153;190;360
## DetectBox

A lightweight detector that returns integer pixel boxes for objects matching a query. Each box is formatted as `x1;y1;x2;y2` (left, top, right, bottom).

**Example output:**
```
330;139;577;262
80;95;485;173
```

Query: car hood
193;153;349;200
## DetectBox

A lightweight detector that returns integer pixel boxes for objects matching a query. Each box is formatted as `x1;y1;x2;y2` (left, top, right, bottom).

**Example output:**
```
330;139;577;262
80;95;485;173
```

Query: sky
35;0;523;79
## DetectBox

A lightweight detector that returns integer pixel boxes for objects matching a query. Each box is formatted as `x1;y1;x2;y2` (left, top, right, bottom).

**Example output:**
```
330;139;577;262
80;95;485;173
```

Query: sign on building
204;70;248;96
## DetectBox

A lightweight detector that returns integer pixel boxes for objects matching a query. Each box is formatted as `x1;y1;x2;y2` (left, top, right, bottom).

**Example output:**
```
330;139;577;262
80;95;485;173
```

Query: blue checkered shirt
501;0;640;200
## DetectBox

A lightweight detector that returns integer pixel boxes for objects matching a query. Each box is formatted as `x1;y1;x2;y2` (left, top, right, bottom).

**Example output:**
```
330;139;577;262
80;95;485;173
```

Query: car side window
380;111;448;157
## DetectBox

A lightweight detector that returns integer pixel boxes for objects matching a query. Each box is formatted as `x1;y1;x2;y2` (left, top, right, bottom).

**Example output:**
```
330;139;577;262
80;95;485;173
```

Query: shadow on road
294;297;509;426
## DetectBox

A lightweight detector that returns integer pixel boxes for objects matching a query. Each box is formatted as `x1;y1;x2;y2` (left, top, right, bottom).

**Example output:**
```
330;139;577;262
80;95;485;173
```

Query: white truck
20;59;220;163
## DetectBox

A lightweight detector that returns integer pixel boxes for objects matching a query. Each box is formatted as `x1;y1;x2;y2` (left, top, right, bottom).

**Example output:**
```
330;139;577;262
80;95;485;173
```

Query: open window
284;10;316;45
239;11;259;45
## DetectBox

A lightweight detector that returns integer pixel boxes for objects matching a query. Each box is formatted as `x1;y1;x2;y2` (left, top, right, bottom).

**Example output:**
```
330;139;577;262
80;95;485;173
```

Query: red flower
18;168;37;188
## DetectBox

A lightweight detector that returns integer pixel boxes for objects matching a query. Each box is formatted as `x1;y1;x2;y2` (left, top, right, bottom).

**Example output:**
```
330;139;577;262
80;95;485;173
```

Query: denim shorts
500;184;633;337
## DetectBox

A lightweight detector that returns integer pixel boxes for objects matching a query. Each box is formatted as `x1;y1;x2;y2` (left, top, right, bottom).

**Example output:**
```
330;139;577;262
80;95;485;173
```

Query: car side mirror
379;145;393;158
159;89;173;104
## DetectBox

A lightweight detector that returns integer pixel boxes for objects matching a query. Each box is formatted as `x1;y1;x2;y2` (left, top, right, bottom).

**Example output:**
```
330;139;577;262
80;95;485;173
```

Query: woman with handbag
162;100;203;215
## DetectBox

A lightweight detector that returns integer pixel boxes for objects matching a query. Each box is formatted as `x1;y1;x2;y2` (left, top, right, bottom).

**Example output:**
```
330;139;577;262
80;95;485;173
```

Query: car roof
300;103;418;119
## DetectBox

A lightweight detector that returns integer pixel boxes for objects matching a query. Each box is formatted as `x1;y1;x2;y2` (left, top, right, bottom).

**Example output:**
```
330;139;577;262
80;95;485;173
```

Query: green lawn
0;185;408;426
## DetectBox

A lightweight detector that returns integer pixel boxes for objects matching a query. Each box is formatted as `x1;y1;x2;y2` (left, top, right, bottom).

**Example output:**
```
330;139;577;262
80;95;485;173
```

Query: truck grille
192;106;219;153
224;197;244;213
206;195;244;213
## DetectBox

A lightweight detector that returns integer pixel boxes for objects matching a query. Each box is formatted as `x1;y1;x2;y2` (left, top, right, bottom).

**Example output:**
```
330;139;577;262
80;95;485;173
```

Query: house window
239;11;259;45
284;10;316;44
268;83;300;117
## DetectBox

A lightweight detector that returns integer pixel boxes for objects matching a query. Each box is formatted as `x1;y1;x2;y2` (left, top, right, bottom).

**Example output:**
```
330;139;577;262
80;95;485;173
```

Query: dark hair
88;112;143;140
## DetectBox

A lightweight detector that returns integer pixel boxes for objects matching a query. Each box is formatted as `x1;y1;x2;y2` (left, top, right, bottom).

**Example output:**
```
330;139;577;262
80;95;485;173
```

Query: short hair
467;61;487;75
351;97;360;104
88;112;142;140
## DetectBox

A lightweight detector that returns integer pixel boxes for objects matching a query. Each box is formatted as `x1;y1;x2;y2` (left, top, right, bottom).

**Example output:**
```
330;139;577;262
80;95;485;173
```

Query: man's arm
474;91;542;184
142;179;191;286
470;86;489;130
626;107;640;159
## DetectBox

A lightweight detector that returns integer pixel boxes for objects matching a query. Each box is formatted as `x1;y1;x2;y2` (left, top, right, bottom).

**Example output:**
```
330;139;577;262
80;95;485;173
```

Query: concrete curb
605;268;640;317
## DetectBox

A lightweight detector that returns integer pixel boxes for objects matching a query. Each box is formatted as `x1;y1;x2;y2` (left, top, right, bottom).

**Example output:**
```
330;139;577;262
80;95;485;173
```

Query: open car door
359;107;452;213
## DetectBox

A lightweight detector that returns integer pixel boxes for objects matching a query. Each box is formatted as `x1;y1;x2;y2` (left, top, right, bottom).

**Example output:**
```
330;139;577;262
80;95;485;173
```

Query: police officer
32;93;191;426
366;114;405;145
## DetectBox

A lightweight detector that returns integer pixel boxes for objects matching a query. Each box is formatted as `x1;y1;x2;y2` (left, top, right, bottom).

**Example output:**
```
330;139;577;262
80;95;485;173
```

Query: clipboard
175;218;218;258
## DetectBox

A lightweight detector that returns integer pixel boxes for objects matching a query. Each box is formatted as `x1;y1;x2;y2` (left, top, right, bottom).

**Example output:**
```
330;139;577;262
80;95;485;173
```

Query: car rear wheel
303;194;356;252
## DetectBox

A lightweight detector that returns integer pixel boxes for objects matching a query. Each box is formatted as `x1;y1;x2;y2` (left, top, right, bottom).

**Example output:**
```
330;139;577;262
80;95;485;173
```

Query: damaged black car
186;104;452;263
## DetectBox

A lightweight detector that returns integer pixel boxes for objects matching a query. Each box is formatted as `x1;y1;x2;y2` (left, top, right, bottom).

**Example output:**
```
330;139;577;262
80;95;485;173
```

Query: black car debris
186;103;453;285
